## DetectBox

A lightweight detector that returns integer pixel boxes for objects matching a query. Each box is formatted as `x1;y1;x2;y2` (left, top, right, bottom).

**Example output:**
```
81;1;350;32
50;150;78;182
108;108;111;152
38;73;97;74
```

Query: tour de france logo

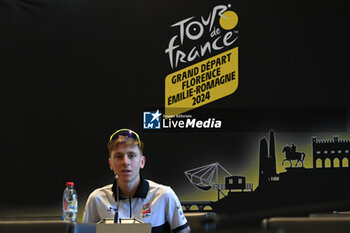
165;4;239;116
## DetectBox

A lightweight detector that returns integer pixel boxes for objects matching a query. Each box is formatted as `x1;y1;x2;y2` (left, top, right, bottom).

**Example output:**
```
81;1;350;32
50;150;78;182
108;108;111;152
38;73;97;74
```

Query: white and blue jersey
83;176;188;233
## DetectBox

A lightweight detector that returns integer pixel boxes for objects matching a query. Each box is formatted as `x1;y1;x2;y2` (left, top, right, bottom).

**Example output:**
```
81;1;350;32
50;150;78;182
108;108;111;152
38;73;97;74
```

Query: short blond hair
107;136;144;156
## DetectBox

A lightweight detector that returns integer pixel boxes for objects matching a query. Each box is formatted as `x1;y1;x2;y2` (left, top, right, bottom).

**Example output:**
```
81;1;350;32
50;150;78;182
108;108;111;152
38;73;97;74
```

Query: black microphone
114;174;120;224
114;209;119;224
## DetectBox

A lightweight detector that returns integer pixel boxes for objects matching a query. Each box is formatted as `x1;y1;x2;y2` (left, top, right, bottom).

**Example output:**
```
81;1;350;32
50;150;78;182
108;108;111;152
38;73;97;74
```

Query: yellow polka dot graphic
219;11;238;30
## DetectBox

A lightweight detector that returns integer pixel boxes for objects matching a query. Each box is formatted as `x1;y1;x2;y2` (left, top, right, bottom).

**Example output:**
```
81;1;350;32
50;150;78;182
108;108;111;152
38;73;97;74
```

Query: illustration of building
185;131;350;216
259;130;279;185
312;136;350;168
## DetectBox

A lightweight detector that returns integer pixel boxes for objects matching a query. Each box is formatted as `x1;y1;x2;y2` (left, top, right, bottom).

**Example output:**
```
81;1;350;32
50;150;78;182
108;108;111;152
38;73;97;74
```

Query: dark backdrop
0;0;349;219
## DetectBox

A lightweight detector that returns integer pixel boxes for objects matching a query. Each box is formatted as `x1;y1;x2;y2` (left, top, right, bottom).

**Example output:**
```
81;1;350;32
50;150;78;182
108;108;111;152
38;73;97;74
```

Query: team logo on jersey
107;206;117;212
142;203;152;217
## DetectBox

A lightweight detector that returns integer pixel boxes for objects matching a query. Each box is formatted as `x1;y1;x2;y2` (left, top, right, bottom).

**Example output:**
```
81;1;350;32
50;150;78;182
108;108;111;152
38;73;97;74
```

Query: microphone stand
114;176;120;224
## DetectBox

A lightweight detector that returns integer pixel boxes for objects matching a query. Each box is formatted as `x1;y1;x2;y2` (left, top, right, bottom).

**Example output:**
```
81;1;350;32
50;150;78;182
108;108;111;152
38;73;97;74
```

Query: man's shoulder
147;180;176;197
88;184;113;199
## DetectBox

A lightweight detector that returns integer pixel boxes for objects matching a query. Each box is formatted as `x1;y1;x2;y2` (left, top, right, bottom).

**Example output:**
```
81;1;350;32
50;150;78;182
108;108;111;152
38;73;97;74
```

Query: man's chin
119;175;137;183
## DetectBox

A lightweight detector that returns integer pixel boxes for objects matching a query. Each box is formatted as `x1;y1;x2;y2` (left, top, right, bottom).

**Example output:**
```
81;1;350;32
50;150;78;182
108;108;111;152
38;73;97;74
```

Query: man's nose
122;155;130;164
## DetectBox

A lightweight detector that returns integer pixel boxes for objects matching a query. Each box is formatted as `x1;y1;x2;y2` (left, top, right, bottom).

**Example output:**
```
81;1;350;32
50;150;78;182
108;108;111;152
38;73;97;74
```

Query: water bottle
62;182;78;222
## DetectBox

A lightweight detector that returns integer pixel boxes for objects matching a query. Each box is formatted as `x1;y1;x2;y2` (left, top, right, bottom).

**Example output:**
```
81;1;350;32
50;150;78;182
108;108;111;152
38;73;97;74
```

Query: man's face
109;144;145;185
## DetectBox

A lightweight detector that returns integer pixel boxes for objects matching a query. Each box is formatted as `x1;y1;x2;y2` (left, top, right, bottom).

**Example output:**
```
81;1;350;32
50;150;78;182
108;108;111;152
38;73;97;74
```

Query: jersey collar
112;174;149;201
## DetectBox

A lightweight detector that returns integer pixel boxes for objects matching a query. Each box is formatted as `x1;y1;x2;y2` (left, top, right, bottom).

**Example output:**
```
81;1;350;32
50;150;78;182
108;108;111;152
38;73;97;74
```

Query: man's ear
140;155;146;169
108;157;113;170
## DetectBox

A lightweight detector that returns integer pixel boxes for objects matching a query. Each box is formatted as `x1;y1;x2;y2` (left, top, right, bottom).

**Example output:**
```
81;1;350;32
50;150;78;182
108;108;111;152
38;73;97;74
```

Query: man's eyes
114;154;136;159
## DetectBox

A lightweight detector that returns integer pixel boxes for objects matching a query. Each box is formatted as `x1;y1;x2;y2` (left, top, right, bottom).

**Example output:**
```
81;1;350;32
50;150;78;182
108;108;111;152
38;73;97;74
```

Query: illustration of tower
258;130;279;187
259;137;269;185
269;130;277;177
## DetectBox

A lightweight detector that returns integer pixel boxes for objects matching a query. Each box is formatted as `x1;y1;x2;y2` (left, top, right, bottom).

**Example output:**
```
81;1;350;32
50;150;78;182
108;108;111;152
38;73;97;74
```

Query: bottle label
64;200;78;211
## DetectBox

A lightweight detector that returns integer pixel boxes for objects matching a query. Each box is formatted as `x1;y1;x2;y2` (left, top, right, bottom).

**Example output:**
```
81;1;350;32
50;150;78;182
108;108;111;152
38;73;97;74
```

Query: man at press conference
82;129;191;233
